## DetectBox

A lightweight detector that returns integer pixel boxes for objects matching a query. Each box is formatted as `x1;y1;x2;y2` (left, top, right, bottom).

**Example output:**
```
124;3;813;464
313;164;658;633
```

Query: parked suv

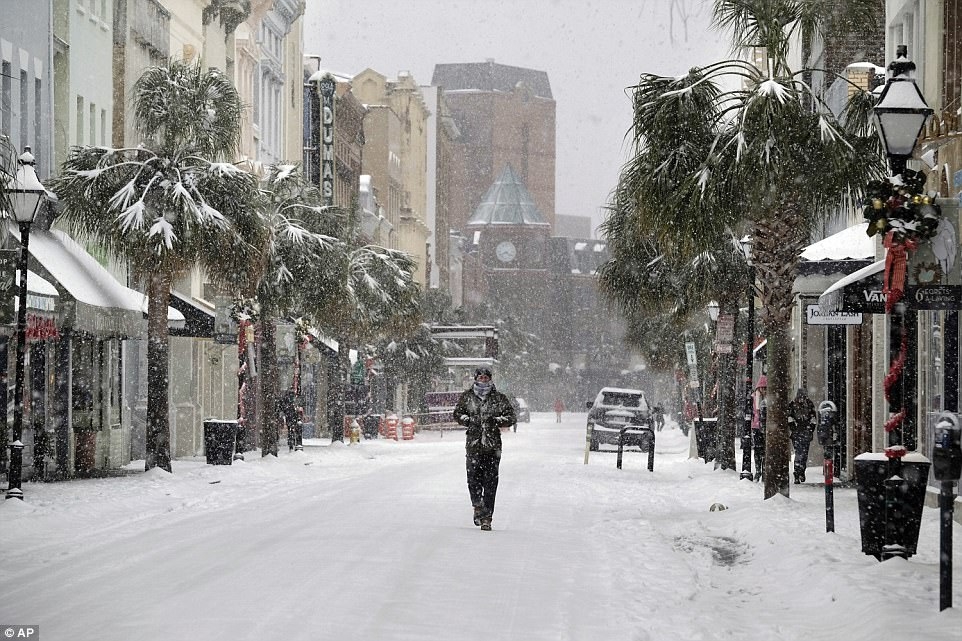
585;387;654;451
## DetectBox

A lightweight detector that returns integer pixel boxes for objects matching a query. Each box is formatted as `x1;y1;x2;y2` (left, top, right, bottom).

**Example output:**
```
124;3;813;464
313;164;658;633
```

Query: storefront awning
13;225;183;337
796;222;875;289
168;291;214;338
817;259;885;314
14;269;58;314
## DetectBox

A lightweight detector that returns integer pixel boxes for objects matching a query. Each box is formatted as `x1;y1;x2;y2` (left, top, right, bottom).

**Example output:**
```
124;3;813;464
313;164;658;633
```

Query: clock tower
462;164;551;332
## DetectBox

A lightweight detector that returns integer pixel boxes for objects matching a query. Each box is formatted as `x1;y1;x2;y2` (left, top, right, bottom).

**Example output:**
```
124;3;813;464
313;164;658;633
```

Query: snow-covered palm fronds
134;61;243;160
254;164;343;314
53;145;259;270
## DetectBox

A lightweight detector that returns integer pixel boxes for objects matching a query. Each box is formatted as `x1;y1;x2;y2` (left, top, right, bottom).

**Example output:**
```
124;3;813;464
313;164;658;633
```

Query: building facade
431;59;556;234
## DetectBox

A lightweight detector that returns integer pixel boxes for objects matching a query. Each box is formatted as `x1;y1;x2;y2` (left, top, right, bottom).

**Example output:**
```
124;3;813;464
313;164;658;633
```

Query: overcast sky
303;0;733;237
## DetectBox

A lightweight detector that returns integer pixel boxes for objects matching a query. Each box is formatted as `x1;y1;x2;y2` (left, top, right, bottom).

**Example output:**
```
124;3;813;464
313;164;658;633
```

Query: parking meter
817;400;838;532
932;412;962;481
816;401;837;448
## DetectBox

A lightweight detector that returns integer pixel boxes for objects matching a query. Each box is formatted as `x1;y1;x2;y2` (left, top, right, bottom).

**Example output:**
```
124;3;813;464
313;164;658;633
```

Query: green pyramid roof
466;165;550;226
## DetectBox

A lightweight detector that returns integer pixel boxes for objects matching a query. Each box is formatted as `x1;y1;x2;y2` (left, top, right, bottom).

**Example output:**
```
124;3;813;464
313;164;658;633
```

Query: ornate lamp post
706;300;719;323
855;46;934;561
4;148;46;500
739;236;755;481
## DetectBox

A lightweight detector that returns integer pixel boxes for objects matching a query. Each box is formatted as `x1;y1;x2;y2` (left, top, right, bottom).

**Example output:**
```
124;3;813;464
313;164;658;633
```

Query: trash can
854;452;931;559
300;422;315;439
204;419;238;465
363;414;382;439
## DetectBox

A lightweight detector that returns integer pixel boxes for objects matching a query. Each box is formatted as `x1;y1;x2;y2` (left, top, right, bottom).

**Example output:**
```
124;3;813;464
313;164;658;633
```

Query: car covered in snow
585;387;654;451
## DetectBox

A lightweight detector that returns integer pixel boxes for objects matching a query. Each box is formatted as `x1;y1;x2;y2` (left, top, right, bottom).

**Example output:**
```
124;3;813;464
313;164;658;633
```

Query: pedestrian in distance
455;367;516;531
652;402;665;431
279;388;304;452
553;397;565;423
787;387;817;484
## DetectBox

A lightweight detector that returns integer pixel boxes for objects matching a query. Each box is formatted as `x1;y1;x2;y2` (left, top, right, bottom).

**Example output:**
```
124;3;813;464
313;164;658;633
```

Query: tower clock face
496;240;517;263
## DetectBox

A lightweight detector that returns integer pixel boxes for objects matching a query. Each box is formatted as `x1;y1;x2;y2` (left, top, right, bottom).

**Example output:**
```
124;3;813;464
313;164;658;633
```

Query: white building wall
68;0;113;151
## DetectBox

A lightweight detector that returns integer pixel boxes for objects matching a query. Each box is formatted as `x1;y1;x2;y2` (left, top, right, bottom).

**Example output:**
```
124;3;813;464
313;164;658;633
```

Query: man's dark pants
466;449;501;520
792;431;813;480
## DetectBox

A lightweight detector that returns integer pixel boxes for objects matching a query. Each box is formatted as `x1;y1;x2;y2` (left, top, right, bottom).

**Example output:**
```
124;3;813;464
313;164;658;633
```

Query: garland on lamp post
862;169;941;438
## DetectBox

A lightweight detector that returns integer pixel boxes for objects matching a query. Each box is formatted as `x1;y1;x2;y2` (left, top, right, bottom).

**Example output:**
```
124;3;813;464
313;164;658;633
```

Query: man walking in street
455;367;516;531
787;387;817;484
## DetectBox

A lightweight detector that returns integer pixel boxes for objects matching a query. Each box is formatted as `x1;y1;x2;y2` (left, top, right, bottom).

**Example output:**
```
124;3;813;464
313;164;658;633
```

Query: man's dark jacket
454;385;516;453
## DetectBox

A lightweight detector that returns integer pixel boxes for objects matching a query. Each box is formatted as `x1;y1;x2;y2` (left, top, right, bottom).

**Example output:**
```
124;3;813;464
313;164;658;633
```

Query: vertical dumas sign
317;72;337;206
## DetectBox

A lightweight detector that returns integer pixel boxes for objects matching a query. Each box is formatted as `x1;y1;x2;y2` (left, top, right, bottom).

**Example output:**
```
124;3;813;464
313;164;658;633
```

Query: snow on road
1;413;959;640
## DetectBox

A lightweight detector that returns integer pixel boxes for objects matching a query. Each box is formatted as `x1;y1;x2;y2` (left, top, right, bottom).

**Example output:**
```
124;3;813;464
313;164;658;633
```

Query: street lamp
706;300;719;323
872;45;933;177
4;147;45;500
852;46;934;564
739;235;755;481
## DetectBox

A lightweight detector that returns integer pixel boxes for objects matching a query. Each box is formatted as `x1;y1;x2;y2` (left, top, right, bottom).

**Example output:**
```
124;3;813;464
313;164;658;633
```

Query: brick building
431;59;556;234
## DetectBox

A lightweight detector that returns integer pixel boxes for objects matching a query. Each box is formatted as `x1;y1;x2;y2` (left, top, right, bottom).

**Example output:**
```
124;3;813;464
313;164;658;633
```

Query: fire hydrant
349;418;361;444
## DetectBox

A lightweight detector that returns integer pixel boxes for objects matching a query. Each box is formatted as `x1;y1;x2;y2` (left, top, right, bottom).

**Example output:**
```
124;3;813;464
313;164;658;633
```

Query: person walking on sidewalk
455;367;516;531
787;387;817;484
553;397;565;423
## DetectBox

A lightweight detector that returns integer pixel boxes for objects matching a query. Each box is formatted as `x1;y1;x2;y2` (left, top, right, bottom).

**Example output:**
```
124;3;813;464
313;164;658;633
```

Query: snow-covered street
1;412;960;641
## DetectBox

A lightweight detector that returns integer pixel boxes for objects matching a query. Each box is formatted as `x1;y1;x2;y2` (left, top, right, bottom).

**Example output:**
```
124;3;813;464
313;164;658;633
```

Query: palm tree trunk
762;322;793;498
714;299;740;470
144;272;172;472
259;316;279;456
755;213;808;499
329;339;349;442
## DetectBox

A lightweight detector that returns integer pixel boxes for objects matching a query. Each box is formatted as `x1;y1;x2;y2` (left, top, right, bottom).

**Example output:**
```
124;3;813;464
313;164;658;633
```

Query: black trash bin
363;414;382;439
854;452;931;559
204;419;238;465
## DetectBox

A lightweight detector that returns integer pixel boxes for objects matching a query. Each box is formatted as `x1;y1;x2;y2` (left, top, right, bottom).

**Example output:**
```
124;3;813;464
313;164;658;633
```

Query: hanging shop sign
806;305;863;325
317;73;337;206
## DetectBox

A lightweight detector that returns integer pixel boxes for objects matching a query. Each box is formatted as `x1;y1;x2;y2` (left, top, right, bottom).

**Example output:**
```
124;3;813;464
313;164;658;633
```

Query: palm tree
302;207;423;440
599;199;749;469
51;61;264;472
611;0;884;497
249;164;341;456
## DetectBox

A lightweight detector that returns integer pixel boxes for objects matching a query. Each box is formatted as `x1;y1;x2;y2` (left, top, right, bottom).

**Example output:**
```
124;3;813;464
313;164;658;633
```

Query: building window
90;102;96;147
19;71;28;149
76;96;84;145
101;108;106;146
34;79;42;152
1;61;11;137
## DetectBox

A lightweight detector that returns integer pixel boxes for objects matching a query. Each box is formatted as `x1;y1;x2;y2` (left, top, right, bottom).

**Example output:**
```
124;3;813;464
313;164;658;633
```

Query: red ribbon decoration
882;231;917;312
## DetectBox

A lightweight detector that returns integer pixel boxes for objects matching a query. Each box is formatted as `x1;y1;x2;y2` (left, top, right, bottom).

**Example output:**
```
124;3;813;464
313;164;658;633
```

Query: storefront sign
26;314;59;340
317;73;337;206
806;305;863;325
906;285;962;310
